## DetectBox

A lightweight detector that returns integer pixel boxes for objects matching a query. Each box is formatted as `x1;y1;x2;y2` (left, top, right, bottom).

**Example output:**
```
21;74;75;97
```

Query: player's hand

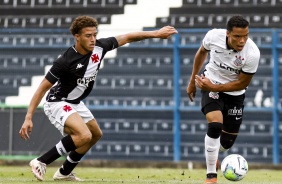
19;119;33;140
195;74;213;91
187;81;196;102
157;26;178;39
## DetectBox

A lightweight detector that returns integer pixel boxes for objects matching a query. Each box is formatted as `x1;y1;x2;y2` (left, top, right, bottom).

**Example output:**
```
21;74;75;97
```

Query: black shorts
201;91;245;133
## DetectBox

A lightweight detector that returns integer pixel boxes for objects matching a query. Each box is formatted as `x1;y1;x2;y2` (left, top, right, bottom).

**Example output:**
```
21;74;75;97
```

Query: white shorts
43;101;94;136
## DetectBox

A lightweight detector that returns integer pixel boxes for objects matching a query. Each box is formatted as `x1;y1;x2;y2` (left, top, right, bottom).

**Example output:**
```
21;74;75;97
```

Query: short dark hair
226;15;249;32
69;16;98;35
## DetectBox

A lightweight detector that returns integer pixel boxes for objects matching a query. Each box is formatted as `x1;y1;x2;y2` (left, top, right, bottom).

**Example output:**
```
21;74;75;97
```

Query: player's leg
30;128;79;181
201;91;224;184
51;113;94;181
41;103;92;161
220;93;245;152
56;118;102;180
204;111;222;184
54;102;102;181
219;131;238;152
29;101;89;181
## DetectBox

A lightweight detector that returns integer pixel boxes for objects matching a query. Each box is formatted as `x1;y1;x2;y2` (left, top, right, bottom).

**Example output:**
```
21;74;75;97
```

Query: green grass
0;166;281;184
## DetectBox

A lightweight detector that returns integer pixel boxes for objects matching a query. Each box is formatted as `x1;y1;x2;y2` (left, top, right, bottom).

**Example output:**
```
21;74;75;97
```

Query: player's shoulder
205;28;226;41
208;28;226;34
54;46;77;66
206;28;226;37
245;38;260;54
204;29;226;46
96;37;117;46
95;37;118;52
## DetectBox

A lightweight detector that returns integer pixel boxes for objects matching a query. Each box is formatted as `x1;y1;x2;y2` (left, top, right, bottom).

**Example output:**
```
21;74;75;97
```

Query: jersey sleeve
45;60;63;84
202;29;214;51
242;51;260;74
98;37;119;52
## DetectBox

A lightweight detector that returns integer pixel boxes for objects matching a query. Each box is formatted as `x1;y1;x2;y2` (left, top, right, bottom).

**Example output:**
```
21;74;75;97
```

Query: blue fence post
271;30;280;165
173;33;181;162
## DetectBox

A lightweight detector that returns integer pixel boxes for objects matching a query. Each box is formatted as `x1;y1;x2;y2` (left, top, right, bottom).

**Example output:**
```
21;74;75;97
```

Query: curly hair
227;15;249;32
69;16;98;35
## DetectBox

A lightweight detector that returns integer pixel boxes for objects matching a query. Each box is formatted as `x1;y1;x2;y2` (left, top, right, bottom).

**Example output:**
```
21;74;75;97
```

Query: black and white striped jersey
45;37;118;104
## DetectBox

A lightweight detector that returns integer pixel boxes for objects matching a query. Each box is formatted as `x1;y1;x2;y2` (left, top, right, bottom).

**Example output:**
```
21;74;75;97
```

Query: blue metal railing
271;30;280;164
173;33;181;162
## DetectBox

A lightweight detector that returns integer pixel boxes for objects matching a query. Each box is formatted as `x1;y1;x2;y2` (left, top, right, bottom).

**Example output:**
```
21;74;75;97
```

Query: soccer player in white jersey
19;15;178;181
187;15;260;184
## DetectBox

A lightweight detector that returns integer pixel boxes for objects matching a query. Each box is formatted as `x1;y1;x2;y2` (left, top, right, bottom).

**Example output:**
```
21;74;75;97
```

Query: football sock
37;135;77;165
60;151;85;175
205;122;222;175
55;135;77;155
37;146;60;165
205;134;220;175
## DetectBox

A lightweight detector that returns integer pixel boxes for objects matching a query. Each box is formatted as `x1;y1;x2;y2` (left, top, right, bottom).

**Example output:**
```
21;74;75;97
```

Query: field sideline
0;166;281;184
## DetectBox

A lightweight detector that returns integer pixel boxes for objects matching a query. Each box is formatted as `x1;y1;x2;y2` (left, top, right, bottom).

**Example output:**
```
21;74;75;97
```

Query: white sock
205;134;220;174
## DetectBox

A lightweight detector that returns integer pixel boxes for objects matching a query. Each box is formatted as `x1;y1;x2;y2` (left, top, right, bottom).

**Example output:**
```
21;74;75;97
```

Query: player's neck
226;37;238;52
74;44;92;55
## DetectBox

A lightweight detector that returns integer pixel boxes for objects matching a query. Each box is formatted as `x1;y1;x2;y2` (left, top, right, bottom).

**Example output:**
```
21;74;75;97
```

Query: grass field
0;166;281;184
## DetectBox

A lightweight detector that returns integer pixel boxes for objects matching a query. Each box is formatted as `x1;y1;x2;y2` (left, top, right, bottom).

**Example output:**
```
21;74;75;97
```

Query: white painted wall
99;0;182;58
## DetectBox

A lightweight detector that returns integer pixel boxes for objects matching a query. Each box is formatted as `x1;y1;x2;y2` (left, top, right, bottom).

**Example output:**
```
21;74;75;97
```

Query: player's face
226;27;249;52
75;27;98;55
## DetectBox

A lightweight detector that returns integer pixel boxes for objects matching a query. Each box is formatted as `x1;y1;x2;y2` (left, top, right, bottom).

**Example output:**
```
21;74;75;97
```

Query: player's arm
19;78;54;140
187;45;209;101
114;26;178;47
195;72;254;92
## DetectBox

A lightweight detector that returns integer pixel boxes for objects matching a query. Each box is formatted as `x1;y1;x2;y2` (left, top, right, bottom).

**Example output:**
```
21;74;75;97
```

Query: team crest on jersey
209;92;219;99
91;53;100;63
233;55;244;66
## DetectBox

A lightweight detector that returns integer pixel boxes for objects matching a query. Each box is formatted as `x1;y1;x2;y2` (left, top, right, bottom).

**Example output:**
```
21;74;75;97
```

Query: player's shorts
201;91;245;133
43;101;94;136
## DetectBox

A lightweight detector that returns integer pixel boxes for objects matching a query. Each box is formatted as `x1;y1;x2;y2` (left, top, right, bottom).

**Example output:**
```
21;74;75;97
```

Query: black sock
37;135;77;165
60;151;85;175
37;146;61;165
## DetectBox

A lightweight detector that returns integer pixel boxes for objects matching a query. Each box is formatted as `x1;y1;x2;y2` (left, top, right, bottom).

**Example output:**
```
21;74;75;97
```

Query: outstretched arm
115;26;178;47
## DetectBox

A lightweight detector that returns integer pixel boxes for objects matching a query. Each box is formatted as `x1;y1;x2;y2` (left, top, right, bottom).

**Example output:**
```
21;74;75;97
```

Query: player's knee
79;131;92;144
94;128;103;141
220;132;237;150
207;122;222;139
